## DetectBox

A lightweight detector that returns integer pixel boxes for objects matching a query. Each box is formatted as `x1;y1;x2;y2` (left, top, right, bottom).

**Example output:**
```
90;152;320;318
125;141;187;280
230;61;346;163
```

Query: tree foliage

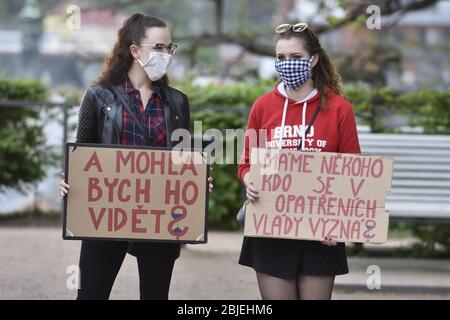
0;78;54;191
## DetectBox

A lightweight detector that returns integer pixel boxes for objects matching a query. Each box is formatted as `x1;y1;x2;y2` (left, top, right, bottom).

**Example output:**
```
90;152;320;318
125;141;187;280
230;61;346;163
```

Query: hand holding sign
60;172;70;198
243;173;259;203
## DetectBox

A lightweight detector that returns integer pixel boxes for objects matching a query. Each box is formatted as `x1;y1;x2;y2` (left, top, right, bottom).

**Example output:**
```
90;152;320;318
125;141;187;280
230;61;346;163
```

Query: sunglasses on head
275;22;309;33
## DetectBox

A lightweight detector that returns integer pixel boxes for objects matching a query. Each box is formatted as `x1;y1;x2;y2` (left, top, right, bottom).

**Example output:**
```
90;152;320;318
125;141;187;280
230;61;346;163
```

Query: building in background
0;0;126;92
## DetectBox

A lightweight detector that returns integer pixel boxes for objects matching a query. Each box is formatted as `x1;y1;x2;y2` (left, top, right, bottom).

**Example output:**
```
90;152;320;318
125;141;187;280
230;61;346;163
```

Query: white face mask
137;52;172;81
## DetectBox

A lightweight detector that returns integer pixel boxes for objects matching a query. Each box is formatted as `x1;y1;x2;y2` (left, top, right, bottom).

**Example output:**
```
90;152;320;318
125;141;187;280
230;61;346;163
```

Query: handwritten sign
244;148;393;243
63;143;208;243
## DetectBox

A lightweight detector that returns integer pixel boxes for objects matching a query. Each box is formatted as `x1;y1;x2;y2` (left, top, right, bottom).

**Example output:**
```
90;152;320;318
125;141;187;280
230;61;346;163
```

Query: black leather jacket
76;82;190;146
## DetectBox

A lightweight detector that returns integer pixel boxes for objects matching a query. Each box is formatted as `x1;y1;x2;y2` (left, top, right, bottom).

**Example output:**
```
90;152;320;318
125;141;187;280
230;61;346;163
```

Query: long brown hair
277;27;342;110
96;13;169;86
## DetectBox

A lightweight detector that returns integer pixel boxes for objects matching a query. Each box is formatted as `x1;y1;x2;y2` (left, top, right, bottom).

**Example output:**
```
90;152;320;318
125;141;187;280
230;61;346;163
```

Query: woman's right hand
60;172;70;198
243;173;259;203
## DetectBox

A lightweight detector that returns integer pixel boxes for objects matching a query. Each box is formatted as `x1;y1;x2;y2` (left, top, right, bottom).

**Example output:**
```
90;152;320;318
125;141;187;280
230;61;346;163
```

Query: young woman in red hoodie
238;23;361;300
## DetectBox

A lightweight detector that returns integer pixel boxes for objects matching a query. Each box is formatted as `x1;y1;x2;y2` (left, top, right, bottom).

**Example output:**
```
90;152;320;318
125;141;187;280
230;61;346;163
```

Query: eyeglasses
139;43;178;55
275;22;309;33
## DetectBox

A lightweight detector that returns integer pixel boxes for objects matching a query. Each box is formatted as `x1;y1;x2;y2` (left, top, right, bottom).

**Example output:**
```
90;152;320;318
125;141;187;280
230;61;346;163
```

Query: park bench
358;133;450;222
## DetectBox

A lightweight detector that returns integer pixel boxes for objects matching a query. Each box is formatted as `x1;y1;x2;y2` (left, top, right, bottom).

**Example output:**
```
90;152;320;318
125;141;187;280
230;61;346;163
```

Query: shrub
0;78;54;192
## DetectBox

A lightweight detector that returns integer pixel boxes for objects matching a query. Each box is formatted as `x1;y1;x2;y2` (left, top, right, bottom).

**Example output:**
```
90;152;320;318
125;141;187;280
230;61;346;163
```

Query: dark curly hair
96;13;168;86
277;26;342;111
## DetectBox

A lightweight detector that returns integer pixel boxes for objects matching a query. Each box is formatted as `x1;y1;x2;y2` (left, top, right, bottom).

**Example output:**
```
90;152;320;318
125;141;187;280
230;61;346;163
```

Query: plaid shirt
121;79;166;147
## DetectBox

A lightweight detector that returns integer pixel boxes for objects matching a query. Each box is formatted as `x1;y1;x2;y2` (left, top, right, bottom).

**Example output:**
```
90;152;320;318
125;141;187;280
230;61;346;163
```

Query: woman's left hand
321;236;337;246
208;166;213;193
208;176;213;192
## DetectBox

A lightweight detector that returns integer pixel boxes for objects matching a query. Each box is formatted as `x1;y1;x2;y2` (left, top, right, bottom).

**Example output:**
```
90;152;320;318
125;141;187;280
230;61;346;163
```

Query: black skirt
239;236;348;279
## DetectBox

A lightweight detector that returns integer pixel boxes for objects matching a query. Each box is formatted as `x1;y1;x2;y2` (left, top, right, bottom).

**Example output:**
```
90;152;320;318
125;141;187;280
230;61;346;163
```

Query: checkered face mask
275;56;314;90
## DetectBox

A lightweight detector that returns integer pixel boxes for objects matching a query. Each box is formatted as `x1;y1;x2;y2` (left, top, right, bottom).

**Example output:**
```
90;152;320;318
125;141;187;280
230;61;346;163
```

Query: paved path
0;227;449;300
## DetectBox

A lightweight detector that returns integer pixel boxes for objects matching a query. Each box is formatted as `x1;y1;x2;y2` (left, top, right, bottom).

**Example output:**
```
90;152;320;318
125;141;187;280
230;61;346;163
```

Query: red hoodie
238;82;361;181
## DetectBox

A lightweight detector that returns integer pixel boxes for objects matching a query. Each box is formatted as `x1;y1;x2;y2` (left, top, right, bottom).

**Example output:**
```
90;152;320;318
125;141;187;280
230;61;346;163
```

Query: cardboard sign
244;148;393;243
63;143;209;243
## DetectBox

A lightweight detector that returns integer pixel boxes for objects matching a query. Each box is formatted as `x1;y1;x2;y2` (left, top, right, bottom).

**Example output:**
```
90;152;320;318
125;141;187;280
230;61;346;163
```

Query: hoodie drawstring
278;97;309;151
278;97;289;150
301;101;308;151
